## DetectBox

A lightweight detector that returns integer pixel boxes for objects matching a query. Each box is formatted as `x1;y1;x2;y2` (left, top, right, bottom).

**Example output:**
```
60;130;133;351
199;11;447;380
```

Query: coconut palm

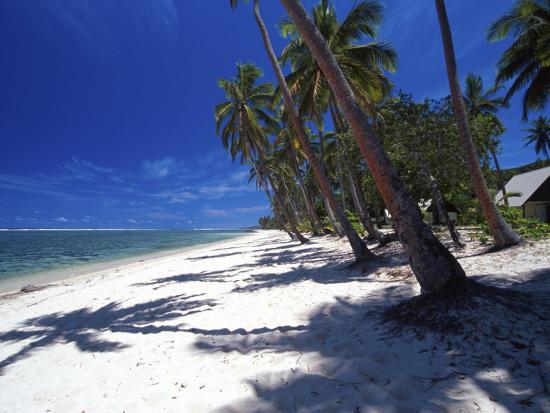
214;63;276;162
279;0;397;120
463;73;509;206
279;0;466;293
274;124;324;235
488;0;550;119
464;74;506;114
215;63;308;243
230;0;374;261
434;0;521;248
524;116;550;159
279;0;396;240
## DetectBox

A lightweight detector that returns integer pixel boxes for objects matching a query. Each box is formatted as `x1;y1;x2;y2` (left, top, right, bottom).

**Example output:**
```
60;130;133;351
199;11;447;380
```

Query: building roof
419;199;459;212
496;166;550;207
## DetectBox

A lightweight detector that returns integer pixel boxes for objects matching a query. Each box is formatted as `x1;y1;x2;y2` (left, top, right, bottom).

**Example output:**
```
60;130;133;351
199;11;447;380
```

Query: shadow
133;269;236;289
183;270;550;412
186;251;245;261
0;293;217;374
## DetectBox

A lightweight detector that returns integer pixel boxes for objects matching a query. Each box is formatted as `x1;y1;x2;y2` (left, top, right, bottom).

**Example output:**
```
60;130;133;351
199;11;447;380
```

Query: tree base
381;277;548;337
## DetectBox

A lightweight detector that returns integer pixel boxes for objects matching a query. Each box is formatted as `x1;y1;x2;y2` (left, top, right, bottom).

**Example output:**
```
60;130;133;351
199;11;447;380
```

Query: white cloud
142;157;185;179
54;216;69;223
153;188;198;204
202;205;269;217
62;157;114;180
198;184;255;199
147;211;186;221
229;170;250;183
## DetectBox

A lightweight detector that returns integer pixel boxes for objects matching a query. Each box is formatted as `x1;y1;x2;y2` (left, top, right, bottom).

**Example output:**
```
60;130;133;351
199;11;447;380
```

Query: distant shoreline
0;228;257;231
0;230;257;295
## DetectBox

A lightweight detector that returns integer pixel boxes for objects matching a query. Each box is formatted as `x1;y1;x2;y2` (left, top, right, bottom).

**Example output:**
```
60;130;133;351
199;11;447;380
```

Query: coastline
0;230;257;296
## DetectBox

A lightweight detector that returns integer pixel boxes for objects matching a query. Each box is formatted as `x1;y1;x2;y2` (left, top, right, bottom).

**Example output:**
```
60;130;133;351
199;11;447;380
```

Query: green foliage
346;210;365;237
488;0;550;119
478;208;550;241
523;116;550;160
278;0;396;120
297;219;313;233
258;215;280;230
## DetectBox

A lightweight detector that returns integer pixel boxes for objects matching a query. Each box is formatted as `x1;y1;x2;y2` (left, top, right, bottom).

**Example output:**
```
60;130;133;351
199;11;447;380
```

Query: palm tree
279;0;467;293
524;116;550;159
464;74;506;114
274;124;324;234
488;0;550;119
463;73;509;206
215;63;308;243
230;0;374;261
279;0;396;241
215;63;275;162
434;0;521;248
279;0;397;120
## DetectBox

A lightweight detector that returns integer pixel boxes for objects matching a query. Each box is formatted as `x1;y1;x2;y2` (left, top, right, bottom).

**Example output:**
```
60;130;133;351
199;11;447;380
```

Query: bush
346;210;365;237
477;208;550;241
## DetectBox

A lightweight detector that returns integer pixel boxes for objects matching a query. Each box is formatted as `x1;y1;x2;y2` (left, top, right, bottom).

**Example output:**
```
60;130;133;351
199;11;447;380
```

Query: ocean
0;229;249;289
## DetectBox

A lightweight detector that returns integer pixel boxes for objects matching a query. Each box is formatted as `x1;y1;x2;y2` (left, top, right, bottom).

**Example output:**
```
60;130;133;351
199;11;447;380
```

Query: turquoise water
0;229;248;282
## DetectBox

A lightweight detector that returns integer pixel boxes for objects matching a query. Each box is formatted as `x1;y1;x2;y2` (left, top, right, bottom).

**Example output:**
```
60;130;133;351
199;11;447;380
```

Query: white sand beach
0;230;549;412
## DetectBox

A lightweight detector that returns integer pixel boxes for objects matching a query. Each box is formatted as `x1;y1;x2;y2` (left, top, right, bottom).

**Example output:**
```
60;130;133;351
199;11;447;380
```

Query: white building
496;166;550;223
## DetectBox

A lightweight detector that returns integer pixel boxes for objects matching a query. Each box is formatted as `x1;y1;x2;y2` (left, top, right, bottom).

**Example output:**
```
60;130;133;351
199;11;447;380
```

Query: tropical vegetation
214;0;549;295
488;0;550;119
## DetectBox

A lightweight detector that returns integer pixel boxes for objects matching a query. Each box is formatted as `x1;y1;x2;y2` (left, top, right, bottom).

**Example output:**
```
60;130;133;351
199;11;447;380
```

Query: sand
0;230;548;412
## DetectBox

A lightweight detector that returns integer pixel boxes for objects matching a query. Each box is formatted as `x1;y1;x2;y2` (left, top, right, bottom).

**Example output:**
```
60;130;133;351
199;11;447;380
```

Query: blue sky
0;0;543;229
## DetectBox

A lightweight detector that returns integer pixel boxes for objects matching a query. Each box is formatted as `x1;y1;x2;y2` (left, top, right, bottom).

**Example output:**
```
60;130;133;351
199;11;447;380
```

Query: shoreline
0;230;257;296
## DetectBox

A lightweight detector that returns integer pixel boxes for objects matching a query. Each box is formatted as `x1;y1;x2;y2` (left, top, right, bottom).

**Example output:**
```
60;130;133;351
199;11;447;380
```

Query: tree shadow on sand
0;293;217;375
132;269;237;289
184;269;550;412
131;238;408;294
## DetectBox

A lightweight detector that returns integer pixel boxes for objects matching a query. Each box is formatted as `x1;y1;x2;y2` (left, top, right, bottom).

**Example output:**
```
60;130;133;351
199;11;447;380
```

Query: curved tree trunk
348;165;385;242
318;128;344;236
279;0;466;293
427;174;465;248
272;179;309;244
490;147;509;207
330;101;385;242
253;0;372;260
256;158;308;243
252;162;294;240
297;177;322;235
434;0;520;248
290;147;323;235
280;176;302;223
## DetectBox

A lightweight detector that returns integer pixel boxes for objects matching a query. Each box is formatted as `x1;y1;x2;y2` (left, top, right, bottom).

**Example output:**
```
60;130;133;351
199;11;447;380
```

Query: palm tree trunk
318;128;344;235
253;0;372;260
279;0;466;293
328;97;385;240
256;157;308;243
427;174;465;248
281;176;302;223
271;178;309;244
290;147;323;235
347;165;385;242
434;0;520;248
295;176;321;235
334;139;350;211
252;162;294;240
490;147;509;207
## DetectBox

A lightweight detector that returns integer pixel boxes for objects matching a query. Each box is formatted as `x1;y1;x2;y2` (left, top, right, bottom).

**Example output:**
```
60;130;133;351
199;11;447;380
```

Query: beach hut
419;199;459;225
496;166;550;223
